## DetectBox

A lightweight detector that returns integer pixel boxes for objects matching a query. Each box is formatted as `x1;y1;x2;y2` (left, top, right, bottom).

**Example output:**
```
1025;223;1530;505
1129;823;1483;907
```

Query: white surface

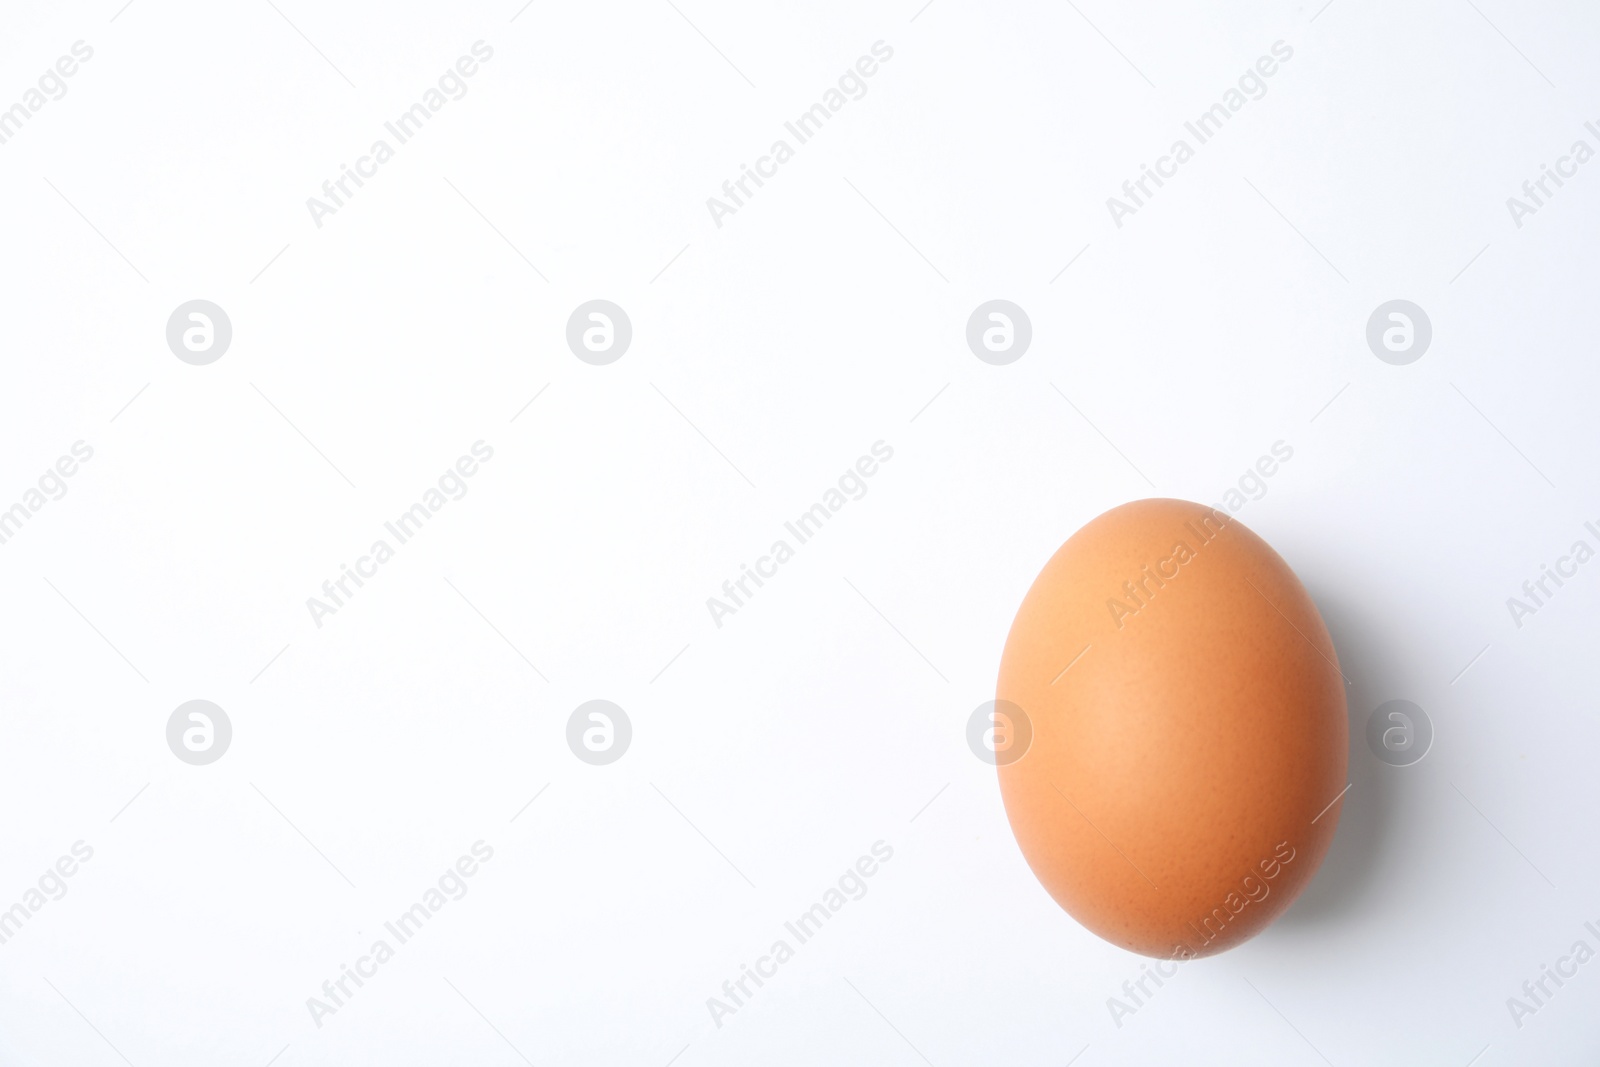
1;1;1597;1064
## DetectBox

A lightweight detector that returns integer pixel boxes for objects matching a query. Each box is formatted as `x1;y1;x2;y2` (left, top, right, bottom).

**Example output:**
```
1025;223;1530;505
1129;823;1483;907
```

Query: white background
2;0;1598;1064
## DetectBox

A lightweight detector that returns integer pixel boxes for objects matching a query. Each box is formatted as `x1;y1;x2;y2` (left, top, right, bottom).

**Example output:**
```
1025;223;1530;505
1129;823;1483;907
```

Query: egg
996;498;1347;958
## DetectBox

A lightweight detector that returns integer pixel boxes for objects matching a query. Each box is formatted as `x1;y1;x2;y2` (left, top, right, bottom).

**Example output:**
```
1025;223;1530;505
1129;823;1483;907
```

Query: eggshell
996;498;1347;958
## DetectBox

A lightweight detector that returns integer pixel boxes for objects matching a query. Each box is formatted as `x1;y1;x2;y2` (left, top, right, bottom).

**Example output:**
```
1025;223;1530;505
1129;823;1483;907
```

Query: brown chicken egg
996;498;1347;958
